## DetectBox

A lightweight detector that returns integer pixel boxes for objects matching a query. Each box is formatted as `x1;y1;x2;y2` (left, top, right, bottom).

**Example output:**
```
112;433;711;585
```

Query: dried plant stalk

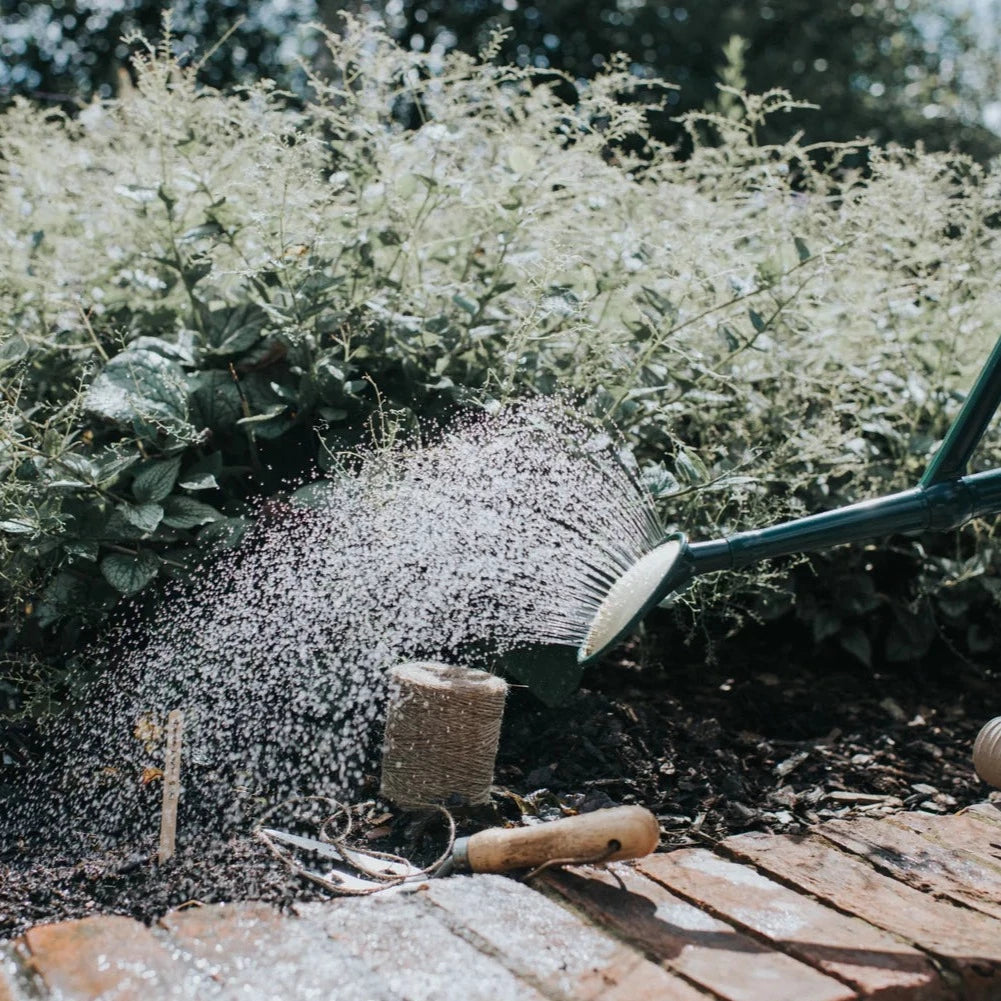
158;709;183;864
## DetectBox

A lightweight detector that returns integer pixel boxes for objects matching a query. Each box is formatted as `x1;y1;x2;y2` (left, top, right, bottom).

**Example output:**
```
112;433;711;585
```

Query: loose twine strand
254;795;456;896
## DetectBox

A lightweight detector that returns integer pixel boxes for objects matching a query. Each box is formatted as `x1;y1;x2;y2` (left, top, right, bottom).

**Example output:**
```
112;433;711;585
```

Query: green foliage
391;0;1001;162
1;1;317;101
3;21;1001;712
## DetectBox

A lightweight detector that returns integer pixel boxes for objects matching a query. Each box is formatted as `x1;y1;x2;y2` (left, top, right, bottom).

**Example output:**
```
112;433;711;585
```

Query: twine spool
380;662;507;810
973;716;1001;788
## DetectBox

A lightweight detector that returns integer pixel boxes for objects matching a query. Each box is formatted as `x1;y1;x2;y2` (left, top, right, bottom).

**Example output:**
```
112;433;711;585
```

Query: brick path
3;803;1001;1000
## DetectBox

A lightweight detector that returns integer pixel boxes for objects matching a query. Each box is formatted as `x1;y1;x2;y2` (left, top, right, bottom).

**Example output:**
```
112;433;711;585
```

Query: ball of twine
380;662;507;811
974;716;1001;788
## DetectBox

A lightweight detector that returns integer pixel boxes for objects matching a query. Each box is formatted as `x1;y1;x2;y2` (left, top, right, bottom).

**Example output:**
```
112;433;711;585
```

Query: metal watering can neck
685;332;1001;576
687;469;1001;576
579;335;1001;666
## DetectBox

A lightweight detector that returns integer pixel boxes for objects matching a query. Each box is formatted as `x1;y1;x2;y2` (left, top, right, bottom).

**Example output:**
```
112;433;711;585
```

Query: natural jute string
380;662;507;810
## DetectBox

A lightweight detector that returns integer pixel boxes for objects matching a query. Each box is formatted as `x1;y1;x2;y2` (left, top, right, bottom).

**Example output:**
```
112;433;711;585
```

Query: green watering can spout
578;334;1001;667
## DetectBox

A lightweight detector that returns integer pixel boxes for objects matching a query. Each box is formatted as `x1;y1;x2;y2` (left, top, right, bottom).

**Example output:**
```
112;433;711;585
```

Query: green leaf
675;449;707;485
132;457;182;503
0;519;36;534
129;335;197;367
236;404;287;426
640;463;680;498
748;308;767;333
811;609;841;643
452;294;479;315
36;571;88;628
118;502;164;534
94;450;142;487
499;643;583;707
101;550;161;595
84;348;189;428
839;626;872;667
291;480;339;510
162;496;222;529
178;472;219;491
181;221;224;242
198;516;250;549
187;370;243;432
65;540;100;562
59;453;98;483
201;301;268;356
794;236;811;262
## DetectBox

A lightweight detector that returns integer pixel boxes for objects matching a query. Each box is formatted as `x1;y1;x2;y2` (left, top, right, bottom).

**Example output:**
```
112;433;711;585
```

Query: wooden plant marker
158;709;184;864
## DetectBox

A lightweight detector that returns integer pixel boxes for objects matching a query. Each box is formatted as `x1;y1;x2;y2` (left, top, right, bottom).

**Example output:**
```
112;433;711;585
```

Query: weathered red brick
425;872;712;1001
545;863;856;1001
299;891;552;1001
891;810;1001;869
20;914;202;1001
724;831;1001;1000
0;957;17;1001
162;901;401;1001
963;803;1001;829
821;814;1001;920
638;848;948;1000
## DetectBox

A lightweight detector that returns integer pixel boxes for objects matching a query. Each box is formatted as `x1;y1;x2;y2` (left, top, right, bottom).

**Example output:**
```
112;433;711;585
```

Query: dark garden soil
1;617;995;941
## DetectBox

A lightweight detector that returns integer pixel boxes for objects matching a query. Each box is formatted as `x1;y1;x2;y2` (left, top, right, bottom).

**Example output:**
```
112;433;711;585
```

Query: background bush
4;1;1001;162
3;21;1001;734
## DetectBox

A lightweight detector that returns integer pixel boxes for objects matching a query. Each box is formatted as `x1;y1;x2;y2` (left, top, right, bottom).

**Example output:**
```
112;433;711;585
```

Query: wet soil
1;619;995;941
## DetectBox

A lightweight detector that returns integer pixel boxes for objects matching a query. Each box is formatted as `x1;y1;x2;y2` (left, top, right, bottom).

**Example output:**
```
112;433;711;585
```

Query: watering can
579;334;1001;666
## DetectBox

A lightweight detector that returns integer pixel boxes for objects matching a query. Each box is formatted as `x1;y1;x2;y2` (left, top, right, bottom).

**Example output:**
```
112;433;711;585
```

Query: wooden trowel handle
452;805;660;874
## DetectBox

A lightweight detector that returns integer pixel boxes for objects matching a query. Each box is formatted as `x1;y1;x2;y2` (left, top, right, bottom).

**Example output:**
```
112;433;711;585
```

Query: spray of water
6;400;663;843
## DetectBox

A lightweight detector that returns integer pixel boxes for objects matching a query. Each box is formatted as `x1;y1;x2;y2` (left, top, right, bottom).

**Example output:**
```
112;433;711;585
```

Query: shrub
3;21;1001;716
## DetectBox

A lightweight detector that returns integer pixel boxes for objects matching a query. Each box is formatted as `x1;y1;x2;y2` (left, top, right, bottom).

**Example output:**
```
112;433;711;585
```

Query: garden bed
1;617;991;941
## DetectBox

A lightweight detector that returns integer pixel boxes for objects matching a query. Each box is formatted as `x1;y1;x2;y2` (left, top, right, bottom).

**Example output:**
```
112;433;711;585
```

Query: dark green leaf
65;540;100;562
118;502;164;534
198;516;250;549
236;404;287;426
162;496;222;529
794;236;811;262
0;519;35;535
84;348;189;427
101;550;161;595
36;571;88;628
748;308;767;333
181;221;224;242
290;480;339;510
178;472;219;491
132;457;182;503
94;450;142;487
674;449;707;485
811;609;841;643
453;294;479;315
58;453;98;483
187;370;243;432
839;626;872;667
201;301;268;356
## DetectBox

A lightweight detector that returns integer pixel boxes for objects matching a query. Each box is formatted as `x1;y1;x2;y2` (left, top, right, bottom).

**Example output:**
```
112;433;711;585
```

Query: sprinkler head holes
579;537;688;665
380;663;507;811
974;716;1001;788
